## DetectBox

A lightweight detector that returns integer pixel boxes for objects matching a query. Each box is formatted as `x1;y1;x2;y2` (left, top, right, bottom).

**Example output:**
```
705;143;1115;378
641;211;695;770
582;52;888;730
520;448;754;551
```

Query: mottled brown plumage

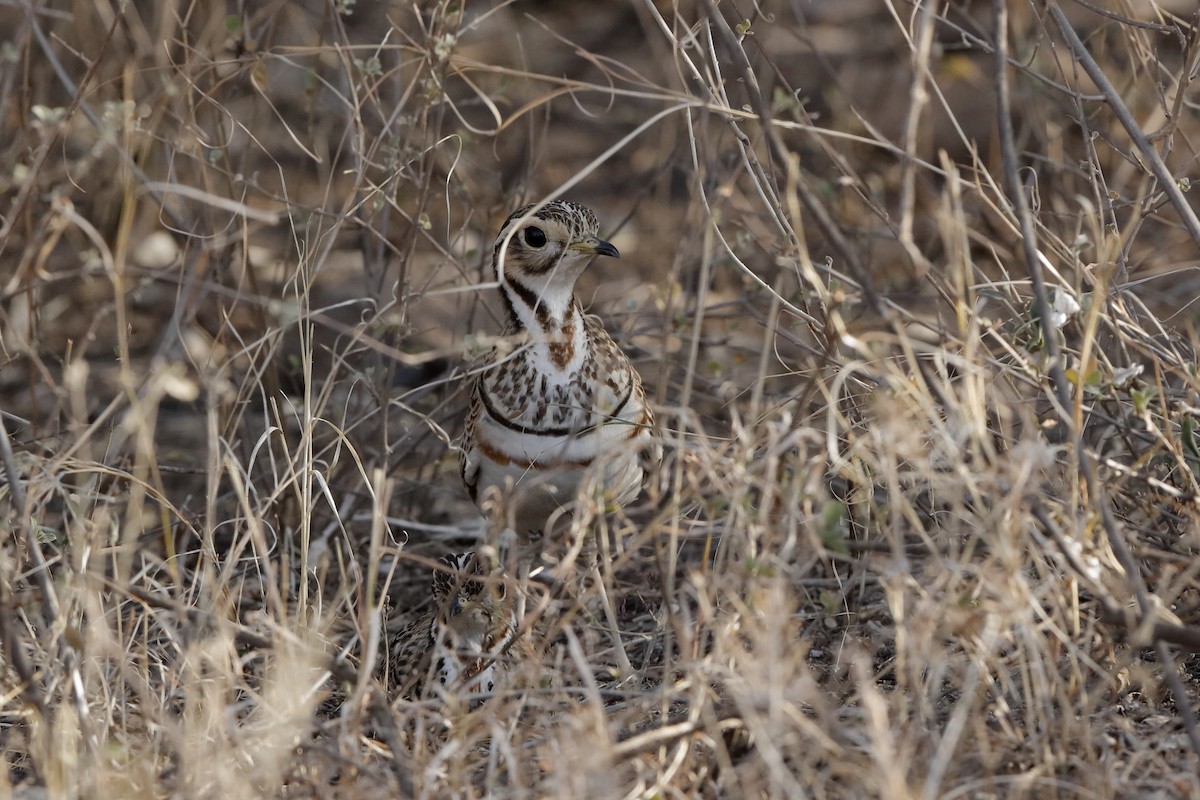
387;552;517;700
460;201;662;540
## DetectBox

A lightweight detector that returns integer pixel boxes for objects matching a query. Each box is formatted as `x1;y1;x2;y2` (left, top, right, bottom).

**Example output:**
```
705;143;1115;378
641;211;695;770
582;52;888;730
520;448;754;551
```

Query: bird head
432;552;508;647
492;200;619;324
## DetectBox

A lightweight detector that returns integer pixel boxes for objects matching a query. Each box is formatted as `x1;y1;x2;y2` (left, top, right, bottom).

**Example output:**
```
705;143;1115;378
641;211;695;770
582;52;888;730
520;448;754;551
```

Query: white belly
472;418;648;536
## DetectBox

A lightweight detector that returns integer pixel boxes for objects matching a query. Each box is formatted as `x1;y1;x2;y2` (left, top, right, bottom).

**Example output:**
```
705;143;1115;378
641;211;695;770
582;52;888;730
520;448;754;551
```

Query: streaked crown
492;200;618;282
430;552;505;621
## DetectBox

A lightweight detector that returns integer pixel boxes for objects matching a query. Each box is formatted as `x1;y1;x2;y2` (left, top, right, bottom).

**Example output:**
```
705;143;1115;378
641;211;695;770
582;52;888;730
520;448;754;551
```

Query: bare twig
1049;3;1200;243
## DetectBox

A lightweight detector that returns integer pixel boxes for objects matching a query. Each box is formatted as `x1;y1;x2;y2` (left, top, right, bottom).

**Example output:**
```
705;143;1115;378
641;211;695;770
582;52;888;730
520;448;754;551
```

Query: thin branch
1049;2;1200;243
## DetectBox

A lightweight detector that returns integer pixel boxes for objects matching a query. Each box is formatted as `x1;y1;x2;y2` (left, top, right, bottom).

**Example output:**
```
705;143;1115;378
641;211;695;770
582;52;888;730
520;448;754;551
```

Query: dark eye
524;226;547;248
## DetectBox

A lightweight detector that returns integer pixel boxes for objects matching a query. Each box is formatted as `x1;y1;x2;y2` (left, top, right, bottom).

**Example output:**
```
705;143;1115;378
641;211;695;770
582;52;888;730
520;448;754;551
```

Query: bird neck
500;275;581;339
445;605;491;649
499;276;587;373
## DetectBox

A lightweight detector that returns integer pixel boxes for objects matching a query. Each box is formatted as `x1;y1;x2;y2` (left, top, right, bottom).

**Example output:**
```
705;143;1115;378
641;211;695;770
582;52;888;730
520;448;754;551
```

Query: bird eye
524;226;547;248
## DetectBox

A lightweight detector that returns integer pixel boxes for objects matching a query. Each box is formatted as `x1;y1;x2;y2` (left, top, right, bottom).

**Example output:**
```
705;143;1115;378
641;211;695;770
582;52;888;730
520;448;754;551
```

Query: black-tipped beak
569;236;620;259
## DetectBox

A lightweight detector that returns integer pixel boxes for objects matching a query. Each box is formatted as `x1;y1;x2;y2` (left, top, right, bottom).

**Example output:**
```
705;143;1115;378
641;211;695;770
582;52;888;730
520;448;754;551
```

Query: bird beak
449;596;464;617
569;236;620;259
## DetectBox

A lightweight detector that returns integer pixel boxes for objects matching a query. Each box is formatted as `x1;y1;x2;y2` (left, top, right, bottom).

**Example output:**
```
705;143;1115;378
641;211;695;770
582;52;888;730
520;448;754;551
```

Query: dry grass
1;0;1199;797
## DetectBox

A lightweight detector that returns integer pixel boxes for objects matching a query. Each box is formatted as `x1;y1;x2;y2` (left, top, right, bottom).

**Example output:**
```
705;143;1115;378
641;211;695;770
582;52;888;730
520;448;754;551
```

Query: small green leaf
818;502;849;555
1182;415;1200;460
818;590;839;615
1131;386;1153;415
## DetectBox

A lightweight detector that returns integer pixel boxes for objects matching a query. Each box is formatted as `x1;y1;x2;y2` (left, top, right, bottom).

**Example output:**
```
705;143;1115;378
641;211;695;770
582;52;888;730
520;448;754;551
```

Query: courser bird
387;552;517;699
459;200;661;547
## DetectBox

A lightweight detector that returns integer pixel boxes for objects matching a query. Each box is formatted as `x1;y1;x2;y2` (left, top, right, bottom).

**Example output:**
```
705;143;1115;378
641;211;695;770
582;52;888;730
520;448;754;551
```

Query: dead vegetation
1;0;1199;797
